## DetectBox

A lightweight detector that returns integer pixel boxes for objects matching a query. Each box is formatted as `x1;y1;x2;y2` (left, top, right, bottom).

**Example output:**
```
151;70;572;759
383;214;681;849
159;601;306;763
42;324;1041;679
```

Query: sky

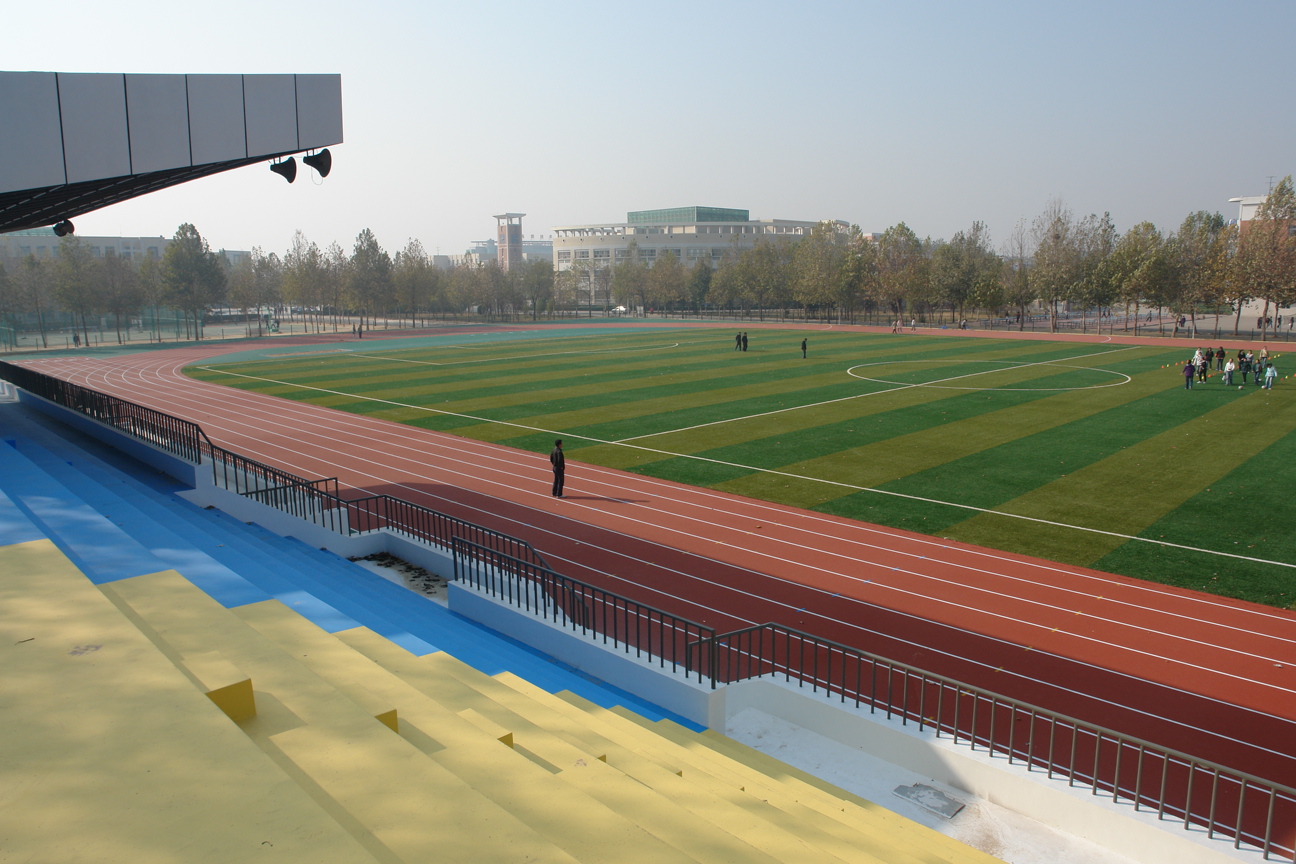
10;0;1295;258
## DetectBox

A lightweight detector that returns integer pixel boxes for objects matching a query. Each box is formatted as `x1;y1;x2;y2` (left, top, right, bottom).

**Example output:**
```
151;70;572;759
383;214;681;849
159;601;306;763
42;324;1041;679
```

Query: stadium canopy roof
0;72;342;234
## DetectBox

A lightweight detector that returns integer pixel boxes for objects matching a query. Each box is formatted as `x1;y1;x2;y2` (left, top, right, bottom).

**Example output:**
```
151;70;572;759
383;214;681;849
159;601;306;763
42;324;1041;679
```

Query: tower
494;213;525;272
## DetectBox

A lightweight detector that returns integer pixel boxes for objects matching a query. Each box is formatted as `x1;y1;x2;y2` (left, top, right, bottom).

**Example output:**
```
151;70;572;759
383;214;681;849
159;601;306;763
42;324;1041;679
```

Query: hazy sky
11;0;1294;257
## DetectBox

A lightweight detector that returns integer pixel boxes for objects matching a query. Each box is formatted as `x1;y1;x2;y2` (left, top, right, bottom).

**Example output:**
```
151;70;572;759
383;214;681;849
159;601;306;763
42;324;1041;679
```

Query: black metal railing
0;361;208;462
6;360;1293;859
452;538;715;682
690;622;1296;861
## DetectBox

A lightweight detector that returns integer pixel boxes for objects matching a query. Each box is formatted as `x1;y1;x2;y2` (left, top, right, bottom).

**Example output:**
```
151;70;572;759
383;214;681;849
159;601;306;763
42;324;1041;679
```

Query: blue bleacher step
0;438;180;585
4;437;272;609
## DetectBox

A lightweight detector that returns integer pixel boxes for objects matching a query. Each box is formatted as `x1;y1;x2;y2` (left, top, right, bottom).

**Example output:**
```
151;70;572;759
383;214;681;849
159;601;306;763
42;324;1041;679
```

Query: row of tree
4;179;1295;346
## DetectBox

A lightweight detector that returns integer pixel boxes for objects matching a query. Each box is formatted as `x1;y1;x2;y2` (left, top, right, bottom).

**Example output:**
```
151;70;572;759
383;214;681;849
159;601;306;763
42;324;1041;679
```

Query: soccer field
186;325;1296;608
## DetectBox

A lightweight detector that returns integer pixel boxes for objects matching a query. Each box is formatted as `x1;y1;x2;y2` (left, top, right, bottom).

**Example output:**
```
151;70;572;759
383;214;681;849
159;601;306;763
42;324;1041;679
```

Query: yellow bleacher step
642;711;1001;864
542;689;997;864
333;628;880;864
242;609;713;864
181;649;257;721
0;552;378;863
337;633;919;864
490;676;926;864
269;718;582;864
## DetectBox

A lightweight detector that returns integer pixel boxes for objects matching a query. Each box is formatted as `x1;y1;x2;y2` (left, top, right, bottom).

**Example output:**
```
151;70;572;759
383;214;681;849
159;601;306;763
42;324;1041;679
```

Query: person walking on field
735;332;742;351
1265;363;1278;389
801;338;807;358
741;332;748;352
549;439;565;498
1217;346;1226;371
1183;360;1195;390
1223;358;1235;386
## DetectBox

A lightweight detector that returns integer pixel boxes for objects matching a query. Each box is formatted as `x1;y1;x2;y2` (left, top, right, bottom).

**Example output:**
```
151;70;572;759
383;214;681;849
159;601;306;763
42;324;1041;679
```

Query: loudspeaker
270;158;297;184
53;220;75;237
302;148;332;178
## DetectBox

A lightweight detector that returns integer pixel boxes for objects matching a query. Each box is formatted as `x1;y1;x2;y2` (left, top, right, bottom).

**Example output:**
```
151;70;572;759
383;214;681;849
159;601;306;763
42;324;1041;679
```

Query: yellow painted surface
181;650;256;722
0;546;377;864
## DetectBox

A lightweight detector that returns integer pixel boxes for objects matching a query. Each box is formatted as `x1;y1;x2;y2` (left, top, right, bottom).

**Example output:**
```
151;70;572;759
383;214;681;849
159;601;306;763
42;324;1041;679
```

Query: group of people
733;331;749;351
1183;345;1278;389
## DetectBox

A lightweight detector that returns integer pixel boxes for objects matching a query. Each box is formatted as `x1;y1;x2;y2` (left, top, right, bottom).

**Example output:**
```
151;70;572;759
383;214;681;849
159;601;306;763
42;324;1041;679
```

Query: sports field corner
185;323;1296;609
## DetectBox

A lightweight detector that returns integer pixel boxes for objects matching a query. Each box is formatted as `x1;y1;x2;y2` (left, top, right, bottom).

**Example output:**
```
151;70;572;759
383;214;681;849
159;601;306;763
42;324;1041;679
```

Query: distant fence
2;360;1291;860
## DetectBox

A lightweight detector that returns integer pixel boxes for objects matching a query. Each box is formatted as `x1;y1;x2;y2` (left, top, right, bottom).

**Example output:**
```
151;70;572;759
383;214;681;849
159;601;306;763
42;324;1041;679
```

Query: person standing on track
550;439;565;498
801;338;807;358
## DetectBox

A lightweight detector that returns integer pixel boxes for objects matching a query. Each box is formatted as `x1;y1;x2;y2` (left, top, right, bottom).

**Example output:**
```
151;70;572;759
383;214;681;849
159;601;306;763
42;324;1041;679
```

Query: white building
0;227;248;267
552;206;844;272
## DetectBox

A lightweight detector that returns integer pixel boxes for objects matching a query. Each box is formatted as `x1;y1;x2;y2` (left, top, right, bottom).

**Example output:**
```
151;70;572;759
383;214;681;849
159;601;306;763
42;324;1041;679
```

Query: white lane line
187;357;1296;573
74;359;1296;760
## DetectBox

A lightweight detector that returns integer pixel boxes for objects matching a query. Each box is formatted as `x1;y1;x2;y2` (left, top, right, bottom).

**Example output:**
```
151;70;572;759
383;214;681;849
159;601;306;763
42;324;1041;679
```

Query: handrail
451;537;715;682
4;360;1291;860
693;621;1296;860
0;360;211;462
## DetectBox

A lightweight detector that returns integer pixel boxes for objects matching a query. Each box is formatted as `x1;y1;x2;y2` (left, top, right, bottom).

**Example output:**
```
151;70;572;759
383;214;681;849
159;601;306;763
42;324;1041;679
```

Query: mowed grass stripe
864;382;1250;518
941;387;1296;566
631;347;1146;475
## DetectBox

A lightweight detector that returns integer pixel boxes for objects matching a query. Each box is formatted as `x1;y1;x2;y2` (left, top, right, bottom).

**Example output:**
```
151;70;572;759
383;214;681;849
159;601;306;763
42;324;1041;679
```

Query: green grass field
186;326;1296;608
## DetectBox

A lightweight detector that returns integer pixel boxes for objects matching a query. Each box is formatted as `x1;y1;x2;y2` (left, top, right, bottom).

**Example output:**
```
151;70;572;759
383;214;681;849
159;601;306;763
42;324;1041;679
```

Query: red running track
17;325;1296;791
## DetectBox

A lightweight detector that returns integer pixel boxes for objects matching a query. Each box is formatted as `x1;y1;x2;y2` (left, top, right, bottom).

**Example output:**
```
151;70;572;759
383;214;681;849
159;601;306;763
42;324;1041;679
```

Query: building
0;227;248;267
552;206;843;272
441;235;554;270
1;71;342;235
494;213;524;272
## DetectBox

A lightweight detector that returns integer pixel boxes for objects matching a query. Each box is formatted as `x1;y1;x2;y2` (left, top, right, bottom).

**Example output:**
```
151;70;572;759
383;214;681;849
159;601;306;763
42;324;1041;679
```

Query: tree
1030;200;1079;332
136;256;164;341
98;251;142;344
393;238;440;325
1173;211;1230;338
161;223;227;339
875;223;927;320
646;250;687;312
792;222;845;315
1234;176;1296;340
53;236;100;345
282;231;326;331
1001;219;1035;329
930;221;998;324
612;242;649;312
518;258;553;319
686;258;712;313
348;228;393;326
0;262;17;350
1107;221;1172;335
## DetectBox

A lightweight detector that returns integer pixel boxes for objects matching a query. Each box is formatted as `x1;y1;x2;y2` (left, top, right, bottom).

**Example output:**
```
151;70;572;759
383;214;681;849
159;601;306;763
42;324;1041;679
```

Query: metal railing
0;362;547;571
6;360;1293;859
0;361;208;462
691;622;1296;860
452;538;715;682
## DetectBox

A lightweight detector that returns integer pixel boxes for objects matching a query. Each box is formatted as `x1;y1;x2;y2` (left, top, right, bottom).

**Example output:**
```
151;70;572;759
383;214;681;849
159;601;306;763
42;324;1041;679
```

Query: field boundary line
192;359;1296;573
616;345;1139;442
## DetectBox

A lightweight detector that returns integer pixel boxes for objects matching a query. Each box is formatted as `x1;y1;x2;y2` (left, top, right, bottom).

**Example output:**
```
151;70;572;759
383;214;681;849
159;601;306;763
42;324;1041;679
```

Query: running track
16;323;1296;790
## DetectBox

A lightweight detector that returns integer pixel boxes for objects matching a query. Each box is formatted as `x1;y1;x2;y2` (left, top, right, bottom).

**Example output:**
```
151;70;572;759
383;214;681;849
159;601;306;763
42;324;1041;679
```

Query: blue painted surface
0;476;45;546
0;400;704;730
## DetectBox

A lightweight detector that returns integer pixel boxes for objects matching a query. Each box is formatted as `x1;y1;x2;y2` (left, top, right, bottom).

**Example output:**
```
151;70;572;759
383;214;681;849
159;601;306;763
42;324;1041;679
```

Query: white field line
190;348;1296;573
68;355;1296;758
618;345;1138;442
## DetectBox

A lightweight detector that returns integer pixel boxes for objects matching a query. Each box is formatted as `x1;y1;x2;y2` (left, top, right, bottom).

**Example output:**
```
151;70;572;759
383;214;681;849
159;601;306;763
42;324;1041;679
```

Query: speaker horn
270;157;297;184
302;148;332;178
53;219;75;237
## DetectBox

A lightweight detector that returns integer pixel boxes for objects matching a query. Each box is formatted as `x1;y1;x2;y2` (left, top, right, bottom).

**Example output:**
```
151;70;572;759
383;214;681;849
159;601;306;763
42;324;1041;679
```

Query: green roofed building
627;206;749;224
553;207;850;285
